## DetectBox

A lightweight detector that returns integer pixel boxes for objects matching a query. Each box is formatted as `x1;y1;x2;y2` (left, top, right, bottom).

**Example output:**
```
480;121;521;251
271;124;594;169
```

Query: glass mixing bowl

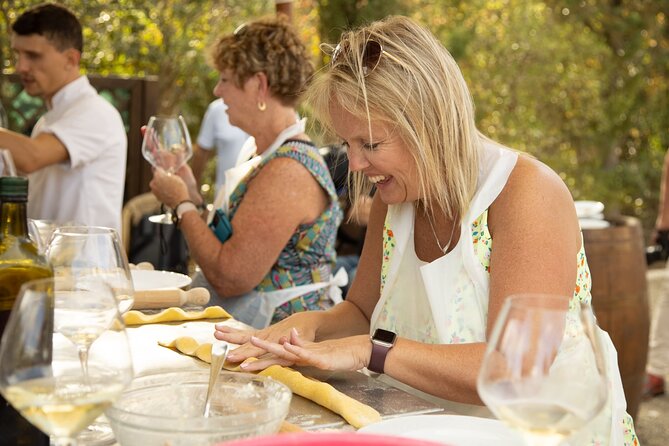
106;369;292;446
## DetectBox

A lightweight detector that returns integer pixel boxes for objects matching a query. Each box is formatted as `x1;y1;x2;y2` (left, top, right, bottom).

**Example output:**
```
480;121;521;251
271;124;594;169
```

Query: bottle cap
0;176;28;197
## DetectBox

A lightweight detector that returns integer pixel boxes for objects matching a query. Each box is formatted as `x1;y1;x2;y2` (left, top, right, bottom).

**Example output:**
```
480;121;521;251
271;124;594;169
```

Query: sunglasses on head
233;22;277;40
327;38;401;76
233;23;247;36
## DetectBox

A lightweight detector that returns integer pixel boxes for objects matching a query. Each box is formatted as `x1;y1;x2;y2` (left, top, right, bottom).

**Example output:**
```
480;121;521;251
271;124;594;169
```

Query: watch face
373;328;396;344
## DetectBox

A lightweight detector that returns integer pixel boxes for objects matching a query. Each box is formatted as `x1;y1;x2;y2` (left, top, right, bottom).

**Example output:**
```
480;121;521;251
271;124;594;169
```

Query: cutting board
285;369;444;430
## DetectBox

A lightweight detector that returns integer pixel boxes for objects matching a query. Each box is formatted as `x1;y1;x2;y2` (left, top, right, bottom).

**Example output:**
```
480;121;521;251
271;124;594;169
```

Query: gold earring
258;101;266;111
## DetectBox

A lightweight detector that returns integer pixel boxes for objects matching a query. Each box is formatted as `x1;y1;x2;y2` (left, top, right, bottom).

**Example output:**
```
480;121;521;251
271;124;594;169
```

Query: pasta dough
158;336;240;370
259;365;381;429
158;336;381;428
158;336;213;362
123;306;232;326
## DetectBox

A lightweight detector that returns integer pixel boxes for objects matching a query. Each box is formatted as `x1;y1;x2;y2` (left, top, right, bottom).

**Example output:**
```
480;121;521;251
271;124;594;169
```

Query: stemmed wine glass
477;294;608;446
141;115;193;224
54;278;120;384
46;226;135;446
46;226;135;314
0;278;133;446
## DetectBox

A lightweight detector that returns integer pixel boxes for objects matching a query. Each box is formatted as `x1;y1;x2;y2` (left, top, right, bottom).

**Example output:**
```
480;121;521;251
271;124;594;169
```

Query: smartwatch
368;328;397;374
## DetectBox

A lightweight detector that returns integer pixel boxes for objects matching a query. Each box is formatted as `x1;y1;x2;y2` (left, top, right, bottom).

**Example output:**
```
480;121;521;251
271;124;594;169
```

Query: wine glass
46;226;134;314
54;278;120;383
477;294;608;446
0;278;133;446
46;226;135;445
141;115;193;224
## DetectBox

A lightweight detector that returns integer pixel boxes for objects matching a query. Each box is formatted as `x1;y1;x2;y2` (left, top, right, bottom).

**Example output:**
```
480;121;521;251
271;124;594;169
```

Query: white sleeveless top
370;142;517;343
368;142;636;445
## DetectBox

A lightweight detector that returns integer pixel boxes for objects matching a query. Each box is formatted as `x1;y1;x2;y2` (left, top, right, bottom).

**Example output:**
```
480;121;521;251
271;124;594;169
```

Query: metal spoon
203;341;230;417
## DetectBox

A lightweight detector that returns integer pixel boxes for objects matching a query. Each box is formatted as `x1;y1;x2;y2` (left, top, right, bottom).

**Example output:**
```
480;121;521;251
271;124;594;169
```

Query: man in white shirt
191;98;249;194
0;3;127;233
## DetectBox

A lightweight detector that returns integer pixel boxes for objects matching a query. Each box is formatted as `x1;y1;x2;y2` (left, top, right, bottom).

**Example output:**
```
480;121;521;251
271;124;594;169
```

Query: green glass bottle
0;176;53;445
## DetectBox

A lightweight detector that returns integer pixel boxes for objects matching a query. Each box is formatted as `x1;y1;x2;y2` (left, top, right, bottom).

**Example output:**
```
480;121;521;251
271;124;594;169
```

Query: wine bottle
0;176;53;446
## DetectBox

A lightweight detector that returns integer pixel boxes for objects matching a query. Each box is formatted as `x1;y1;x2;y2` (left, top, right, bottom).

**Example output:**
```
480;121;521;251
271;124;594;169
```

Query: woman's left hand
149;168;190;208
239;329;371;373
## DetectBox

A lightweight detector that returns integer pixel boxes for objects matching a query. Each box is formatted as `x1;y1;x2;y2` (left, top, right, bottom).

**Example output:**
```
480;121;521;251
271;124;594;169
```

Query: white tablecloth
125;318;247;376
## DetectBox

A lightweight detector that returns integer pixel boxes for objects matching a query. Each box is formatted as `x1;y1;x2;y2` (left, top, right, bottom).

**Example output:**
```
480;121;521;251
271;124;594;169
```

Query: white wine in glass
46;226;134;445
141;115;193;224
0;278;133;445
477;294;608;446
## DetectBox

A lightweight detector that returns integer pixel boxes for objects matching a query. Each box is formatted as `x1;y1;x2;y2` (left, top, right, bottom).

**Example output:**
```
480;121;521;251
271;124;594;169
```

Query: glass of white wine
141;115;193;224
477;294;608;446
0;278;133;446
46;226;135;446
46;226;135;314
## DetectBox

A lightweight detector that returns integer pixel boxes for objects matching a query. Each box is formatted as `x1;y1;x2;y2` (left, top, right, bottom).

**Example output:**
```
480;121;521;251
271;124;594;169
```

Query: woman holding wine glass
214;16;638;445
142;115;193;224
148;15;342;329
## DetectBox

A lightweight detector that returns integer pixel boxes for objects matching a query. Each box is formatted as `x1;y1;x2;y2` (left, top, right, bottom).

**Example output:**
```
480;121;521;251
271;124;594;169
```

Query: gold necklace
427;214;457;254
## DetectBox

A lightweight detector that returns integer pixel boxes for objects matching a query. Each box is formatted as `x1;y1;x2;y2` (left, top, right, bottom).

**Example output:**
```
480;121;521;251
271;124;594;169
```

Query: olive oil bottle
0;176;53;445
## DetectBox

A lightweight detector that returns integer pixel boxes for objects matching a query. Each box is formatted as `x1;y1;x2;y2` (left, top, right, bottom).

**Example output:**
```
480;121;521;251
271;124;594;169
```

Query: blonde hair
307;16;481;220
211;15;314;107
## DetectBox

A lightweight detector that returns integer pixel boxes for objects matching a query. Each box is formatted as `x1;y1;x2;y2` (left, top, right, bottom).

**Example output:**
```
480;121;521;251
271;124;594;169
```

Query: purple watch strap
368;341;390;374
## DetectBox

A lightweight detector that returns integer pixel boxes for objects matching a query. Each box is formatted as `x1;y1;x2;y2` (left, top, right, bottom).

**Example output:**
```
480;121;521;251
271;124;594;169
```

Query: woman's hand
175;164;202;204
215;311;322;363
239;330;371;373
149;169;190;208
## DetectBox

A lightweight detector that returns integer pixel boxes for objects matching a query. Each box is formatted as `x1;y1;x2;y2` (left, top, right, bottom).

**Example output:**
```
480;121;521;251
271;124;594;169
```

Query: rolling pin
129;262;155;271
132;287;210;310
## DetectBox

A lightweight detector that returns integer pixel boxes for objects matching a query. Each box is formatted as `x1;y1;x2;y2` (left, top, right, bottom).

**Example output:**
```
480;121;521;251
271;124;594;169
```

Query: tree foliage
406;0;668;233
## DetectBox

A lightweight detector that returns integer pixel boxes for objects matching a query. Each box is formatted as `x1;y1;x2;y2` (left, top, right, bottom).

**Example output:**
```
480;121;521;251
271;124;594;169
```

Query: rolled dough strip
158;336;381;428
123;306;232;325
259;365;381;429
279;421;304;433
158;337;241;369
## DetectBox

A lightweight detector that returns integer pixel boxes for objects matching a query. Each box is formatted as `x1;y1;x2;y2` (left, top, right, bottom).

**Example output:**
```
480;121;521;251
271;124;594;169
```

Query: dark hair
211;15;314;107
12;3;83;52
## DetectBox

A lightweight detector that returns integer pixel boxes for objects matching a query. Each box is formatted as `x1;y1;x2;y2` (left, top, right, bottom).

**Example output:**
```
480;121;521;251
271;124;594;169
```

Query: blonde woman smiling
215;16;637;444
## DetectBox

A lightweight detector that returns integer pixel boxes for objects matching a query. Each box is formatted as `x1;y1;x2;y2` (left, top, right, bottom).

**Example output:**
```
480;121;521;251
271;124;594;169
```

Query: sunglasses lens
362;40;383;74
331;43;343;64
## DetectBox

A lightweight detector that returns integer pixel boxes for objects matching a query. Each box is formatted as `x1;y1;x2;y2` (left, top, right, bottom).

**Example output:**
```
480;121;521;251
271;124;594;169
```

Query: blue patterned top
228;140;342;322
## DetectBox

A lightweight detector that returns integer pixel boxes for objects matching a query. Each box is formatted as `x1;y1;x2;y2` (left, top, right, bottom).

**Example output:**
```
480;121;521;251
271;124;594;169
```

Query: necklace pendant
426;212;458;255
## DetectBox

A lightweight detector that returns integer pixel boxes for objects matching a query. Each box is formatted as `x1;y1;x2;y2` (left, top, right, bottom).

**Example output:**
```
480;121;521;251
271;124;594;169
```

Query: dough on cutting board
259;364;381;429
123;306;231;326
158;336;381;428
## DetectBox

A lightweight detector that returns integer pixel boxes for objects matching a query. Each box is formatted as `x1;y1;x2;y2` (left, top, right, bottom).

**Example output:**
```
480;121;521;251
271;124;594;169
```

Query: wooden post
275;0;293;20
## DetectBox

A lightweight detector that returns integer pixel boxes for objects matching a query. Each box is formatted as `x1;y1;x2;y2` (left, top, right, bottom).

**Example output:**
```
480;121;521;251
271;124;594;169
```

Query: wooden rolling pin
132;287;210;310
129;262;155;271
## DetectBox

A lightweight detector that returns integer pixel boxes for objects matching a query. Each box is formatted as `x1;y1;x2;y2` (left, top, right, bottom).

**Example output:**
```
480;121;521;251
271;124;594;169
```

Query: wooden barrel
582;216;649;420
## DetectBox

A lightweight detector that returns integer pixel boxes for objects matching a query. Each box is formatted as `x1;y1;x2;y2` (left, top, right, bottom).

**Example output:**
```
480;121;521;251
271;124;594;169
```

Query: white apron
195;267;346;329
370;142;628;444
198;119;345;328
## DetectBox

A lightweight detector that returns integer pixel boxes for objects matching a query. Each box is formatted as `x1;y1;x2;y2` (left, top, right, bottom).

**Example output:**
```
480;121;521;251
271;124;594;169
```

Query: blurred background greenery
0;0;666;237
